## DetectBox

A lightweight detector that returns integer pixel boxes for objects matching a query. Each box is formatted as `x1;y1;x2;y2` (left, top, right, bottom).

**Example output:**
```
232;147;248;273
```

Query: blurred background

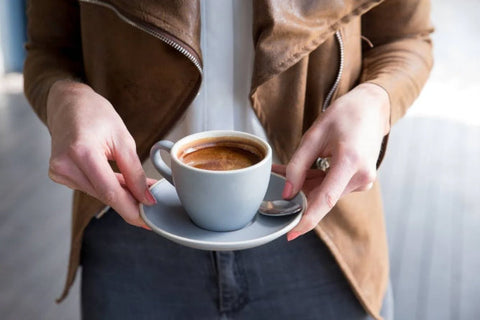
0;0;479;319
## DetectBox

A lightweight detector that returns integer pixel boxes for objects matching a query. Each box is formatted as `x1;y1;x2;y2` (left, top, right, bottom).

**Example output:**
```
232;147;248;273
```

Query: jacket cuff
23;51;84;126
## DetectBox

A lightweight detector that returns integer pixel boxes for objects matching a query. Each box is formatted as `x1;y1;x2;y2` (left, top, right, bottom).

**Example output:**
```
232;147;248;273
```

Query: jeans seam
232;252;249;311
210;251;218;275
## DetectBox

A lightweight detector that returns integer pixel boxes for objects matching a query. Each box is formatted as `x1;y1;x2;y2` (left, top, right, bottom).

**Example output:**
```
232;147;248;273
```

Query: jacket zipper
81;0;203;220
80;0;342;112
322;30;344;112
79;0;203;74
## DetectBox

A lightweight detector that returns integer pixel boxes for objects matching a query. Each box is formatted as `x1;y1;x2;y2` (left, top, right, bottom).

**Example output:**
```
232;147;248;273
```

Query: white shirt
165;0;273;154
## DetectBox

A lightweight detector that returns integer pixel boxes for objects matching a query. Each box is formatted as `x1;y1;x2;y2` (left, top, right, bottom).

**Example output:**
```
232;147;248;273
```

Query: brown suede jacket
24;1;433;319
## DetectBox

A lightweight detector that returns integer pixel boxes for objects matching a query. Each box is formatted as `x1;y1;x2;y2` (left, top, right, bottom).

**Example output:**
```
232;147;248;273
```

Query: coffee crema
178;137;265;171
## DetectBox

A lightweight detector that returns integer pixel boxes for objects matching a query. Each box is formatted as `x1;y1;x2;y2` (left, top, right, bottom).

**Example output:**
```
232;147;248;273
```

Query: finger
111;173;152;230
72;148;148;228
114;139;156;205
348;166;376;193
351;182;374;193
273;164;327;197
287;157;355;240
114;173;158;192
284;127;327;199
49;158;150;228
301;169;327;194
271;163;287;176
49;156;96;195
114;172;127;188
146;178;158;187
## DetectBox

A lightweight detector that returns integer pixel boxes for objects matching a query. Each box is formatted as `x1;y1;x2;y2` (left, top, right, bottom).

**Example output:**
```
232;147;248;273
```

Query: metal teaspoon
258;200;302;217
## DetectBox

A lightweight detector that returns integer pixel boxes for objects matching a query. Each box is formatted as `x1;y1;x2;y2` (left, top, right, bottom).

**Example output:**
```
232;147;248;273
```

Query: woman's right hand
46;80;156;228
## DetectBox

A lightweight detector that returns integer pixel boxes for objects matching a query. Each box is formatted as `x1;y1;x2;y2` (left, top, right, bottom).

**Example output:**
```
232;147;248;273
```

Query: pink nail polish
282;181;293;199
144;189;157;205
287;231;301;241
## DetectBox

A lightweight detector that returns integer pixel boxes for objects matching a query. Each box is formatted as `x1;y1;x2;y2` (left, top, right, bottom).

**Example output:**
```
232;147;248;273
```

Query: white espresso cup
150;130;272;231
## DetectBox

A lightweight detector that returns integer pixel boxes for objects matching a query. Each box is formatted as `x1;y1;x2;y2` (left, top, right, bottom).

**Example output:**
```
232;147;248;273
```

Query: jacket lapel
251;0;383;89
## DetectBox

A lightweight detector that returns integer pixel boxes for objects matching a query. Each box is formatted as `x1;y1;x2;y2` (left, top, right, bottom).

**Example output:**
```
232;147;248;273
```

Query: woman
24;0;433;319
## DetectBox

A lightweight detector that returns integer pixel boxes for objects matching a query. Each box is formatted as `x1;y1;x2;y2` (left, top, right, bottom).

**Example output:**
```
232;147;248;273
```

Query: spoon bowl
259;200;302;217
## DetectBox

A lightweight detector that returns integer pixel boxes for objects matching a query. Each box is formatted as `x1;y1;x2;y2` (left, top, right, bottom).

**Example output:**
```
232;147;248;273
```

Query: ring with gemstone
315;157;330;172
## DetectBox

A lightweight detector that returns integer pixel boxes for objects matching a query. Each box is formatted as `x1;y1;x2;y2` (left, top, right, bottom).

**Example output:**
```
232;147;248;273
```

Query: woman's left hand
272;83;391;241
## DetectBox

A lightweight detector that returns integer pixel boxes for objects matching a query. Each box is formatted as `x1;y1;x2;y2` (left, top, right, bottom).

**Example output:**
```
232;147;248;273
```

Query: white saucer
140;173;305;251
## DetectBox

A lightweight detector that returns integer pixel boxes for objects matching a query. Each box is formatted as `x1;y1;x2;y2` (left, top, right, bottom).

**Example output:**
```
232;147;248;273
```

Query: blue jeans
81;209;393;319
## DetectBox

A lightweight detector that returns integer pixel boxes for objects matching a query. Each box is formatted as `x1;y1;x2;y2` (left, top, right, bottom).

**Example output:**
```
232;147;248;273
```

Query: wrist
357;82;391;135
46;80;91;129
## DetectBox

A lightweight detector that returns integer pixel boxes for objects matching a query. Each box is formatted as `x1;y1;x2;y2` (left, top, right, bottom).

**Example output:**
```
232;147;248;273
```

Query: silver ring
315;157;330;172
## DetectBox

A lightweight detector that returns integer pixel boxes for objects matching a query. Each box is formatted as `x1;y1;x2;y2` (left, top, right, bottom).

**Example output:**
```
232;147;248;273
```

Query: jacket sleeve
360;0;434;126
23;0;84;126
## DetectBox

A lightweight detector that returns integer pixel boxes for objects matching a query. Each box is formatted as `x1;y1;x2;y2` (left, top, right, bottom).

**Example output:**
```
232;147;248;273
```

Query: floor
0;91;80;319
1;0;479;319
380;118;480;320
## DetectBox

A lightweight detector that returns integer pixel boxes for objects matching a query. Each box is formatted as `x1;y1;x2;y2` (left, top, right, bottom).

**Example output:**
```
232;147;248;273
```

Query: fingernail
282;181;294;199
144;189;157;205
287;231;302;242
141;225;152;231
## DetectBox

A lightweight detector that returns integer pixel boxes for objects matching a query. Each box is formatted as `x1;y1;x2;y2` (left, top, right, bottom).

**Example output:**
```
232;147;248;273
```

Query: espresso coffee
178;137;265;171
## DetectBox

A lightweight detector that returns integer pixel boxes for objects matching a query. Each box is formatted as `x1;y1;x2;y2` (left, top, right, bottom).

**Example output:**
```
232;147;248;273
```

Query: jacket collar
84;0;383;87
251;0;383;89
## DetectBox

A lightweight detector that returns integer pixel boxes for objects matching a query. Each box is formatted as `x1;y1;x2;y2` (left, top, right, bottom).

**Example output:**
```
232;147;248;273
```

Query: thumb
284;160;307;200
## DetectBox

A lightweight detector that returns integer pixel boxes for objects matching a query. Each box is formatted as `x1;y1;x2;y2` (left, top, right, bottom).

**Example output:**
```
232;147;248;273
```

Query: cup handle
150;140;175;185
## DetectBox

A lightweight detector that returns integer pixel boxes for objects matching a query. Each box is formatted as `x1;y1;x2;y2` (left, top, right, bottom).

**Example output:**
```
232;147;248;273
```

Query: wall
0;0;27;73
